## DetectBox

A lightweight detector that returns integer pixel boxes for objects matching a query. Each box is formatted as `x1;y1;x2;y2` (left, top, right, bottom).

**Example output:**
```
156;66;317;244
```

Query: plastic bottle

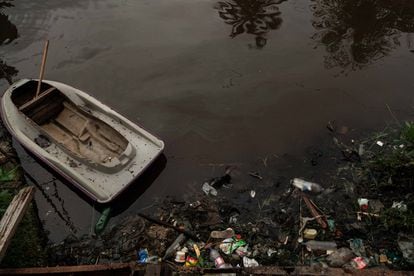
210;249;229;268
304;240;337;251
292;178;323;193
162;233;187;260
94;207;112;235
210;228;235;239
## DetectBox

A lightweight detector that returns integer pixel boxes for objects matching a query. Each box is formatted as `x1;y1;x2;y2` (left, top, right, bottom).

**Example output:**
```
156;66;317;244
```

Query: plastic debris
376;141;384;147
326;247;354;267
95;207;112;235
250;190;256;198
219;237;247;255
185;255;198;266
292;178;323;193
137;248;148;264
207;168;232;189
327;219;335;232
210;228;235;239
175;250;186;263
202;182;217;196
369;200;384;213
163;233;187;260
357;198;369;211
351;256;369;269
267;248;277;257
398;239;414;264
392;201;407;212
193;244;201;258
210;248;231;268
303;228;317;240
379;254;388;263
305;240;337;251
243;256;259;267
348;239;366;257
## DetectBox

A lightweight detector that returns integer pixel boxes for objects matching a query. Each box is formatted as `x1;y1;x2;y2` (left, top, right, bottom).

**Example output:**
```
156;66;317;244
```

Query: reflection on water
0;59;17;84
0;1;18;45
0;1;18;84
216;0;285;48
311;0;414;71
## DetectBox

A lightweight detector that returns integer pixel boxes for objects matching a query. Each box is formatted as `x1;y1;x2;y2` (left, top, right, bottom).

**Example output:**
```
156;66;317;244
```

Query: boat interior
11;81;129;167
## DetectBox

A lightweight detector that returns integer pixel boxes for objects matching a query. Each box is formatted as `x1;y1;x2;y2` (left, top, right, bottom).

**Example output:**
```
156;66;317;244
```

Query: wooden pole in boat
35;40;49;98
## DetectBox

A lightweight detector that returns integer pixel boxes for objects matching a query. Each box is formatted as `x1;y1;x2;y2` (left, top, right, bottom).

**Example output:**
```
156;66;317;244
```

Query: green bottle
95;206;112;235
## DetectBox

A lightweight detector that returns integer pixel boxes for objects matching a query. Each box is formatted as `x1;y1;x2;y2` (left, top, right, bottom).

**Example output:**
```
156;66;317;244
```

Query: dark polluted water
0;0;414;242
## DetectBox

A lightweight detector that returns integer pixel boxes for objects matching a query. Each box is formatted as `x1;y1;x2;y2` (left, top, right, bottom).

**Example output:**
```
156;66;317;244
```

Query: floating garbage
250;190;256;198
376;141;384;147
185;255;198;267
398;239;414;264
305;240;337;251
219;237;247;255
303;229;317;240
379;254;388;264
392;201;407;212
243;256;259;267
348;239;366;257
137;249;148;264
351;256;369;269
175;250;186;263
326;247;354;267
95;206;112;235
210;228;235;239
163;234;187;260
357;198;369;211
292;178;323;193
202;182;217;196
210;248;231;268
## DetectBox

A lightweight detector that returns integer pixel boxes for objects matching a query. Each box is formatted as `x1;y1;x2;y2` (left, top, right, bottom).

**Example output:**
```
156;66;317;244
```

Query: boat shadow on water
22;146;167;213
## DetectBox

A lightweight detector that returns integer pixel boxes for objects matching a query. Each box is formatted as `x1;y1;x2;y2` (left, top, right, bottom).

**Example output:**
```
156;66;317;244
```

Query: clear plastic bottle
210;249;229;268
305;240;337;251
292;178;323;193
162;233;186;260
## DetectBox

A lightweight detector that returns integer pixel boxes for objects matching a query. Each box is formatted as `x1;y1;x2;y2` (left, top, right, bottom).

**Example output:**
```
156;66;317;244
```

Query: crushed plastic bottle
210;228;235;239
305;240;337;251
292;178;323;193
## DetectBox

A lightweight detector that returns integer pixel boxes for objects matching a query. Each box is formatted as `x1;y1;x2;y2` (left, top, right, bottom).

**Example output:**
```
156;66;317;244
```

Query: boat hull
1;79;165;203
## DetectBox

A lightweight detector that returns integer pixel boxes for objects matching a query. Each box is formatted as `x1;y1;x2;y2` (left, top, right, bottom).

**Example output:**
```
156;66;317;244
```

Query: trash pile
50;122;414;271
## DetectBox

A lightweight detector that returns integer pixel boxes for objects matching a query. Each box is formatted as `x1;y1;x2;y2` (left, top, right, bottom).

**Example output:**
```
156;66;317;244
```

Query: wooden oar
35;40;49;98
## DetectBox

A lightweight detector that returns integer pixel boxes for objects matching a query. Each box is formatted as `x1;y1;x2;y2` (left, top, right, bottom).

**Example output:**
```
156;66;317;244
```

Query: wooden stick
0;186;35;261
35;40;49;98
302;195;328;229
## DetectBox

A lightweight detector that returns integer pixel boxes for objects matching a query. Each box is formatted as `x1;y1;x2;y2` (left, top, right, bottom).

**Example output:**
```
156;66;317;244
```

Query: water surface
1;0;414;241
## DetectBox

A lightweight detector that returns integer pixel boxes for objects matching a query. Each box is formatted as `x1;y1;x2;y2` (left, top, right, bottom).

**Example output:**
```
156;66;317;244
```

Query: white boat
1;79;164;203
